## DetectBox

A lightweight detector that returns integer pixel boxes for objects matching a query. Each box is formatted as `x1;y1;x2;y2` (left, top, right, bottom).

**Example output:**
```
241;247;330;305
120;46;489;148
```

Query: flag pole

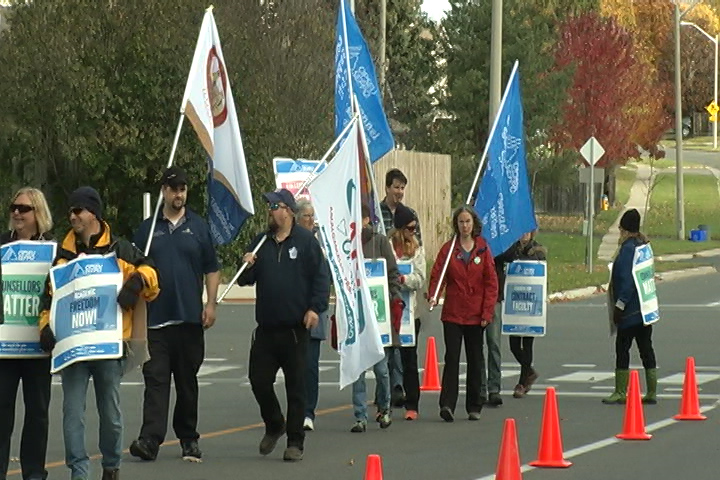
429;60;520;310
354;94;386;234
217;115;360;304
341;0;357;117
143;113;186;256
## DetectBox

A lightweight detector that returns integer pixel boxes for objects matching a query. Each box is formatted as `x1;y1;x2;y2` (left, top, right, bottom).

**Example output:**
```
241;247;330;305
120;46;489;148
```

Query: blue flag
474;63;538;257
334;0;394;163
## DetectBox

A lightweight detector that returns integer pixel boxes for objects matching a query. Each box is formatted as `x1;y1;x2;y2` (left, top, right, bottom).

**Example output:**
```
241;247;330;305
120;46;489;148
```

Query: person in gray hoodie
349;204;403;433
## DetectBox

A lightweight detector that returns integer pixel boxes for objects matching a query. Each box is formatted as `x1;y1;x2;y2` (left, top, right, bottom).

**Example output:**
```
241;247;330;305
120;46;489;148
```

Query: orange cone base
673;412;707;421
529;459;572;468
615;432;652;440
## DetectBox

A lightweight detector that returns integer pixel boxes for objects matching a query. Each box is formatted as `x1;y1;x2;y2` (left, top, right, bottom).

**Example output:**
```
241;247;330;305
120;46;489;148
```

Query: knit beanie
393;203;416;229
619;208;640;233
69;186;103;221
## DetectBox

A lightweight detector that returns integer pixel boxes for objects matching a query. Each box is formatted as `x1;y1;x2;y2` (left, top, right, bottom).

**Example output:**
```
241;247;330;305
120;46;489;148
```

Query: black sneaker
259;425;286;455
283;446;304;462
129;438;158;461
180;439;202;463
440;406;454;422
487;393;503;406
391;385;406;408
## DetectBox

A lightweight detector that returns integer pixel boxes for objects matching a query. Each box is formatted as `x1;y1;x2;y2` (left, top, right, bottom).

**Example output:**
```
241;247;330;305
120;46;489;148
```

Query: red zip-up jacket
428;235;498;325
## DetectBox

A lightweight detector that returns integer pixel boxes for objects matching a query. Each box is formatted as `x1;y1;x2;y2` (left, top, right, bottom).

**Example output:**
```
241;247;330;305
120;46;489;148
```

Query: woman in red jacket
428;206;498;422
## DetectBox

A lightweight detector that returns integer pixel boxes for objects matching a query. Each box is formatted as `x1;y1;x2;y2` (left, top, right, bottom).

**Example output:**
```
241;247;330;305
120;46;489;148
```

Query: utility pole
379;0;387;95
489;0;503;124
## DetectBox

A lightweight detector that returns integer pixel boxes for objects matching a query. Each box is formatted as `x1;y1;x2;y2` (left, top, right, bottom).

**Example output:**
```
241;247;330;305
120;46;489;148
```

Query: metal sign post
580;137;605;273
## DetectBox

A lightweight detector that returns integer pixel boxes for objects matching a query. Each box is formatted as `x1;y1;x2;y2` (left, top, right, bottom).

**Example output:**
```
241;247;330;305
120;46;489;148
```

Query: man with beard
129;166;220;463
237;188;329;462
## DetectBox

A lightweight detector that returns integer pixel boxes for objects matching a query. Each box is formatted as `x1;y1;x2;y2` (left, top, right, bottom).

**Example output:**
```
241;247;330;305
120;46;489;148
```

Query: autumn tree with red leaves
554;12;666;166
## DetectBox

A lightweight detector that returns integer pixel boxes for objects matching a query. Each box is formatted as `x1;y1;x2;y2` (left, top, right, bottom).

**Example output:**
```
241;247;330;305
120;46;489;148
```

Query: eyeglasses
69;207;85;216
269;203;288;211
404;224;417;232
9;204;33;214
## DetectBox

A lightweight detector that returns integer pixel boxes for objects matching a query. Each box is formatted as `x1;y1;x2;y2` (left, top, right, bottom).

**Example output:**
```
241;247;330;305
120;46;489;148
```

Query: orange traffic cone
364;454;383;480
495;418;523;480
529;387;572;468
420;336;441;391
616;370;652;440
674;356;707;421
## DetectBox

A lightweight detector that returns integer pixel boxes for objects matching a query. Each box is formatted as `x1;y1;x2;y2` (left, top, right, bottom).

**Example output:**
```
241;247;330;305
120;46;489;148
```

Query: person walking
37;186;160;480
427;206;498;422
0;188;54;480
129;167;220;463
603;209;659;405
238;189;330;462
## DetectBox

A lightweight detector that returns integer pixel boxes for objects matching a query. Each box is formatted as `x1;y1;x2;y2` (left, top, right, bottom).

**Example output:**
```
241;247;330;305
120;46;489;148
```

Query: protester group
0;164;658;480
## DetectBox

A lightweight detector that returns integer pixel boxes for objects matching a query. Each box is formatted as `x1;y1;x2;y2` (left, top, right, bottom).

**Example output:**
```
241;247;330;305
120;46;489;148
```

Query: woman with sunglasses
427;205;498;422
387;203;426;421
0;187;54;480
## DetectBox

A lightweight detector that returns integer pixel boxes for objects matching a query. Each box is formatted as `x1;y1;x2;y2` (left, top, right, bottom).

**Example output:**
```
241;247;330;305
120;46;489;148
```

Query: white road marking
197;365;240;377
471;400;720;480
563;363;597;368
659;373;720;385
548;371;614;383
204;358;228;362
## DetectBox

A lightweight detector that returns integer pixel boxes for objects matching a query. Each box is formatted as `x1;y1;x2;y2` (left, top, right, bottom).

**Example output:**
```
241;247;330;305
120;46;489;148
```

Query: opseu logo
17;250;36;261
1;247;17;262
69;262;103;280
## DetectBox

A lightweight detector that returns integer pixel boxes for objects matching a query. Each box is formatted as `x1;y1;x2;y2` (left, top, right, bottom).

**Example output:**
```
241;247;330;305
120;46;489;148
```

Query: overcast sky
421;0;450;22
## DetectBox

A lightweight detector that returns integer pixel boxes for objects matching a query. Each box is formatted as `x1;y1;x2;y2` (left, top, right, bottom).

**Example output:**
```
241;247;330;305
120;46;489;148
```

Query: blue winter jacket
611;236;646;329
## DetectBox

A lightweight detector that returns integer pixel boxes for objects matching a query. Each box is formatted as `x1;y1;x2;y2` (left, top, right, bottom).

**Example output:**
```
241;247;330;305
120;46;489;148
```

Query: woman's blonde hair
9;187;53;235
389;227;419;259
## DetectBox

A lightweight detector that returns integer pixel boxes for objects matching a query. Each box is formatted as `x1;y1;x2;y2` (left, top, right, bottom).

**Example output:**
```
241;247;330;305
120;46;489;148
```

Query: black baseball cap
263;188;297;212
160;166;188;188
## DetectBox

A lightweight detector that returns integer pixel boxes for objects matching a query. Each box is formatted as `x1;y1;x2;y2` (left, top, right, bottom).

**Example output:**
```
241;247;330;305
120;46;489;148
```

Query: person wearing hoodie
387;203;426;420
427;205;498;422
349;204;403;433
603;209;658;405
495;231;547;399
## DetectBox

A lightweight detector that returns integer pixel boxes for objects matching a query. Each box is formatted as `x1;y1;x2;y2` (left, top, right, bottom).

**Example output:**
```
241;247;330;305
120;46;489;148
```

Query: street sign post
580;136;605;273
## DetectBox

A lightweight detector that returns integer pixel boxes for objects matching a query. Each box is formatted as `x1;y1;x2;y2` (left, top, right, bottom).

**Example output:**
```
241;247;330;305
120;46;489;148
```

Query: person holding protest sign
348;204;403;433
495;231;547;399
129;166;219;463
0;187;53;480
37;186;160;480
379;168;422;407
603;209;659;405
237;189;329;462
388;203;426;421
294;199;330;432
427;205;498;422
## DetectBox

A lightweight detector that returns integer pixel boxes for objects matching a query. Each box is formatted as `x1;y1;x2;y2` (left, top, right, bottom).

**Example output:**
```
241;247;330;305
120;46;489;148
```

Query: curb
656;248;720;262
547;265;717;303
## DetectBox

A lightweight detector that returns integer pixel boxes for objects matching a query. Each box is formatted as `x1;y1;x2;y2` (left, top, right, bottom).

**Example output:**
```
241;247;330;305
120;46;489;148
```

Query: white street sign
580;136;605;166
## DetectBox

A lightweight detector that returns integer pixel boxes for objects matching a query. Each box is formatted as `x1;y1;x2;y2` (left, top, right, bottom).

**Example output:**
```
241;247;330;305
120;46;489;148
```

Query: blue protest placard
502;260;547;336
364;259;391;346
396;261;416;347
49;253;124;373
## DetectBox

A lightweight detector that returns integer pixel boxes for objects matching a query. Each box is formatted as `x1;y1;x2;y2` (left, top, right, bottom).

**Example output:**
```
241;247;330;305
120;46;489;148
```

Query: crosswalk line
658;373;720;385
198;365;240;377
548;371;614;383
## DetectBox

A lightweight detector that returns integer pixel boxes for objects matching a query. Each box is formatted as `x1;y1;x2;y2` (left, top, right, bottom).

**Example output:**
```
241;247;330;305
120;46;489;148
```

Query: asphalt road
663;147;720;169
6;271;720;480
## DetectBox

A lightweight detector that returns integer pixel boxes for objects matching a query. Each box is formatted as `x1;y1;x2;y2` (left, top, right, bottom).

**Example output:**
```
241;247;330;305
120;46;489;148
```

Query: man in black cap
129;166;220;463
37;186;160;480
238;188;330;462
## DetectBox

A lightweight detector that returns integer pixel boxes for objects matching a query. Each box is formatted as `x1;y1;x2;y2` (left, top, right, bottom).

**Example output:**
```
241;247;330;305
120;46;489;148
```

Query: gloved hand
40;325;56;353
390;298;405;333
117;273;144;311
330;314;338;351
613;306;624;326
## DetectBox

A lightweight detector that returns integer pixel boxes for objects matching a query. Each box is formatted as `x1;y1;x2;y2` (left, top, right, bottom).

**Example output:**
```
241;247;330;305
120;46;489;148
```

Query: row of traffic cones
495;356;707;479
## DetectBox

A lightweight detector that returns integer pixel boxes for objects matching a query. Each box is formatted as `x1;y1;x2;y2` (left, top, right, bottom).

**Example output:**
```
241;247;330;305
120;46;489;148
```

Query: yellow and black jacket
38;221;160;339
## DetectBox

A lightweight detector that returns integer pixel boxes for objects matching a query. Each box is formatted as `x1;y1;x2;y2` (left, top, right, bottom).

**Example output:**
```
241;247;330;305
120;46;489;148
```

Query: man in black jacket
238;188;329;462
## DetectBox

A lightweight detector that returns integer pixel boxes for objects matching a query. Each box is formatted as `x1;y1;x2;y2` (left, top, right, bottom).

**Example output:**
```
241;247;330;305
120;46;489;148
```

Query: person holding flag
129;166;220;463
237;189;330;462
427;206;498;422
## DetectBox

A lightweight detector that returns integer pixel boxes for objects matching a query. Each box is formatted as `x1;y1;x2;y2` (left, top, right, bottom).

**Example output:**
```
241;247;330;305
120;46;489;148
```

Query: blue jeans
481;303;502;395
61;359;124;479
352;348;390;422
388;347;403;390
304;339;321;420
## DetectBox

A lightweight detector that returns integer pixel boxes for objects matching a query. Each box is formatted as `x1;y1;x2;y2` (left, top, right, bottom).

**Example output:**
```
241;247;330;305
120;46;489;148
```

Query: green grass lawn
660;135;719;152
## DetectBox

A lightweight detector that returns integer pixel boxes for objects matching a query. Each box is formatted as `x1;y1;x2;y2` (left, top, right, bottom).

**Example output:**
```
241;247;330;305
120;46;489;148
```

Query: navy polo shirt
133;208;219;328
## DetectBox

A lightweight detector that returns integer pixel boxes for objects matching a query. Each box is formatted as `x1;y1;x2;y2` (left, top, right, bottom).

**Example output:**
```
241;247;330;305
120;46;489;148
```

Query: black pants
249;326;308;449
509;336;535;384
0;358;51;480
139;324;205;445
439;321;485;414
616;324;656;370
400;319;421;411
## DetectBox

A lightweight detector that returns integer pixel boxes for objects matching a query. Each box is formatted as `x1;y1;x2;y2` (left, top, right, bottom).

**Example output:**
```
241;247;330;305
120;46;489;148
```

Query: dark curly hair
451;205;482;238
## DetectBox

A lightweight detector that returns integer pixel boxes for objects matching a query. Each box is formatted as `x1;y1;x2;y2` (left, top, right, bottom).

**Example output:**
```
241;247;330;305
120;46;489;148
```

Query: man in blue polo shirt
129;166;220;463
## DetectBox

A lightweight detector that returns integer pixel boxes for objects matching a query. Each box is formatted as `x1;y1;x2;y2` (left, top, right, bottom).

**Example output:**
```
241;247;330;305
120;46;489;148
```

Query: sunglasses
404;224;417;232
269;203;288;211
9;204;33;214
69;207;86;216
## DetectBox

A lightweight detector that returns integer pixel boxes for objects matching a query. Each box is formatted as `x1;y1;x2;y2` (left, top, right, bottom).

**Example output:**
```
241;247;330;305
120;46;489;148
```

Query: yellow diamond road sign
706;101;719;115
